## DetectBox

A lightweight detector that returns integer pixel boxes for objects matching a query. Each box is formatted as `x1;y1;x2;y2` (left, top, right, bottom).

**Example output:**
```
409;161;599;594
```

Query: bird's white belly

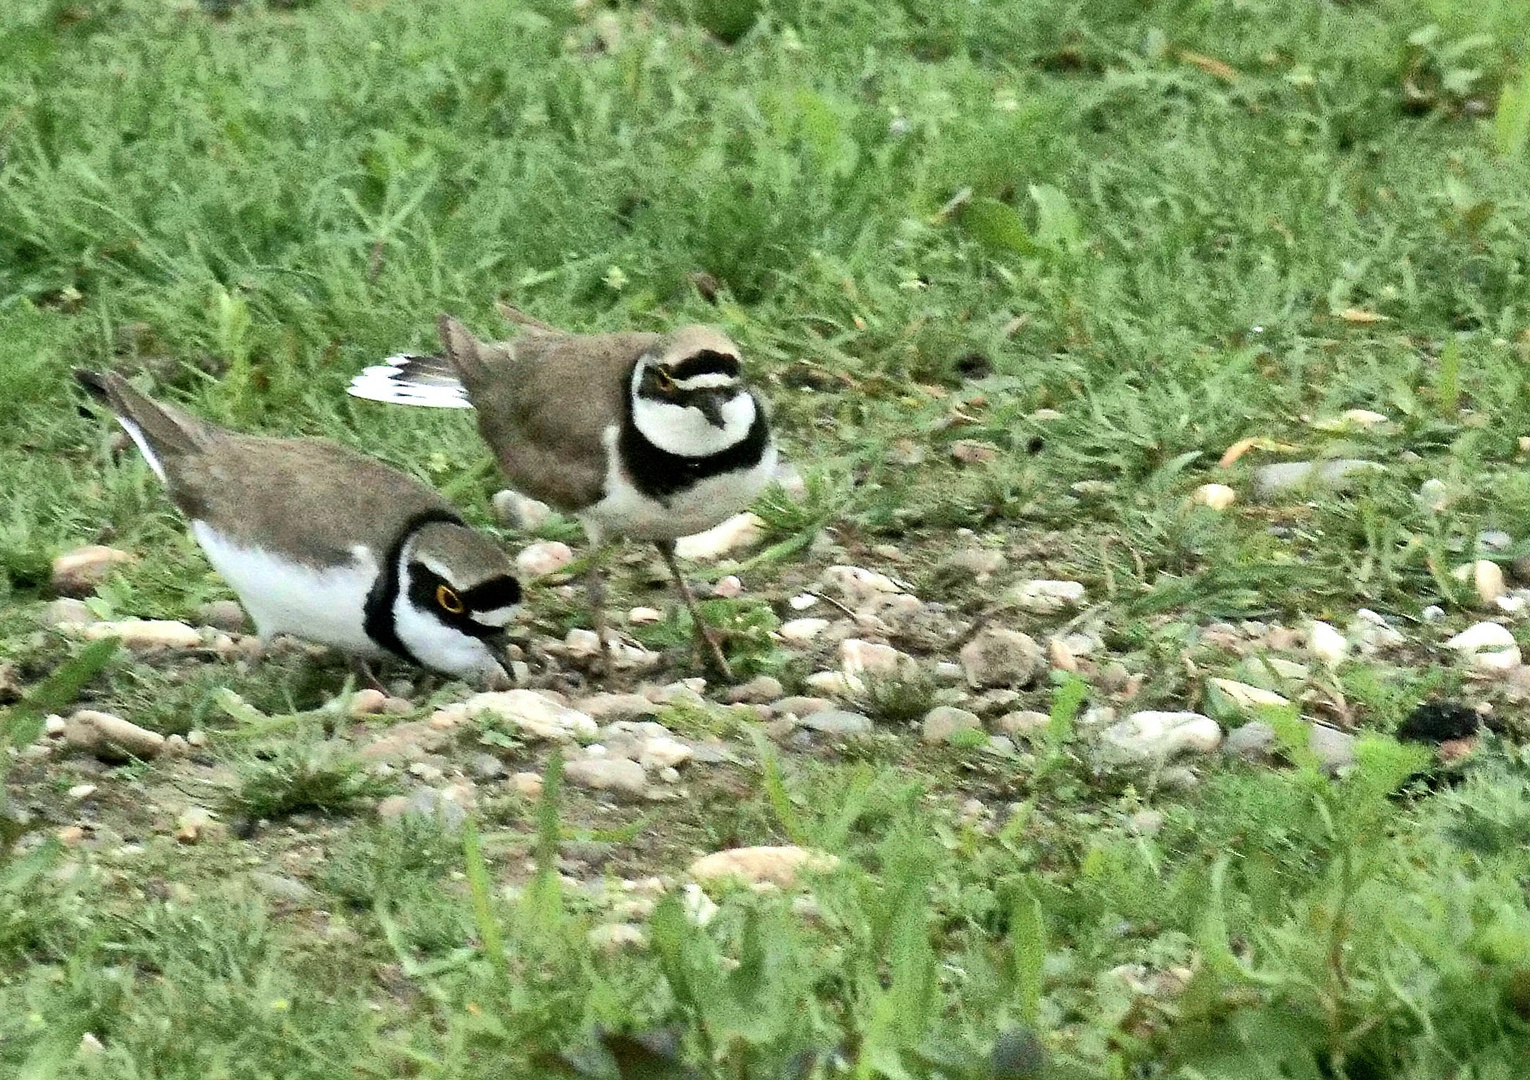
581;437;778;543
190;521;384;656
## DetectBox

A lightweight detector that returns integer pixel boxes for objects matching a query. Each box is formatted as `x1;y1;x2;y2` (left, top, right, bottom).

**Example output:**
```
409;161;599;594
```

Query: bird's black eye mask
407;563;521;637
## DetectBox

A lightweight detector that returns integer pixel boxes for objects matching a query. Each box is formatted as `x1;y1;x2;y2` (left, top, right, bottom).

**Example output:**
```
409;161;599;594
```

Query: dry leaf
1337;307;1388;324
1179;50;1238;83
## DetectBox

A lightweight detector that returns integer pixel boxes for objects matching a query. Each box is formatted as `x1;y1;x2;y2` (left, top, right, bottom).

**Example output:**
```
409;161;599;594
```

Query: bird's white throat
629;365;756;458
392;540;506;679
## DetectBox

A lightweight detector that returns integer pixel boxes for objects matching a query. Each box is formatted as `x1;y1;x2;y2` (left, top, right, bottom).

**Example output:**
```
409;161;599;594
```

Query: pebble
1416;478;1451;514
493;490;553;532
576;693;661;721
564;628;602;658
1421;605;1445;623
1251;460;1383;502
797;709;874;737
1342;408;1389;428
839;639;911;679
1129;809;1165;836
38;597;95;628
359;722;448;763
639;736;692;771
939;548;1005;579
788;593;818;610
442;690;598;740
164;734;188;756
820;565;902;607
1447;622;1521;673
175;806;222;844
250;871;314;905
712;575;744;598
195;600;248;633
674;512;765;561
688;846;838;889
1007;579;1086;615
933;661;964;683
1048;636;1077;672
771;696;835;718
1307;620;1348;666
724;675;784;704
1192;483;1237;510
951;439;999;464
511;772;544;798
65;710;165;760
44;715;68;737
80;619;203;651
350;689;387;717
805;670;859;696
515;541;575;579
1096;711;1222;767
1479;530;1513;553
588;923;647;953
57;825;86;846
1222;721;1277;761
51;545;135;596
779;618;830;645
1207;678;1290;715
1475;560;1508;606
959;628;1044;688
564;757;647;799
67;784;97;801
1346;609;1404;654
921;706;982;744
468;753;507;781
1308;724;1357;774
628;606;663;625
994;710;1050;738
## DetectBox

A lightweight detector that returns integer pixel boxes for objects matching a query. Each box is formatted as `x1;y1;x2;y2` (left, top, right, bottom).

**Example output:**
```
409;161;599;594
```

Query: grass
5;0;1530;1075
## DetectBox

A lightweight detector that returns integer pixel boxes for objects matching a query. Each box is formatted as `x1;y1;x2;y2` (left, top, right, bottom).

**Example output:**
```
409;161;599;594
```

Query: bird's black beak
692;389;728;429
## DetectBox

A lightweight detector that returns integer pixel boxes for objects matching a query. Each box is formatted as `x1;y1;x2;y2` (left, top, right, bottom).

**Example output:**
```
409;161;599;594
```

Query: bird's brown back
464;330;659;511
164;434;458;566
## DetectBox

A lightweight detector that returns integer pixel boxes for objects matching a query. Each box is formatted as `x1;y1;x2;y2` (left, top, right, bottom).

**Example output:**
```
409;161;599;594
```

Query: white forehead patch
671;372;739;391
414;553;458;584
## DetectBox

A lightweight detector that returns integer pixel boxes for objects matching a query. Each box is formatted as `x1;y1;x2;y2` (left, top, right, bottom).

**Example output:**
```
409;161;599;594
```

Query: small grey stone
1158;766;1200;791
1479;530;1513;553
564;757;647;799
558;840;616;868
1095;711;1221;767
995;710;1050;738
921;706;982;744
196;600;248;634
771;696;836;718
1222;721;1278;761
1308;724;1356;775
1129;809;1164;836
39;597;95;628
1252;459;1383;502
467;753;507;781
250;872;314;905
724;675;784;705
959;628;1044;689
939;548;1005;579
798;709;874;737
984;735;1017;757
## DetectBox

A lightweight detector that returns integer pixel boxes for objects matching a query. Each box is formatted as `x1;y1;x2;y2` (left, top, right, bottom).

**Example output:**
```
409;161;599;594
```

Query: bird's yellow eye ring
436;584;465;614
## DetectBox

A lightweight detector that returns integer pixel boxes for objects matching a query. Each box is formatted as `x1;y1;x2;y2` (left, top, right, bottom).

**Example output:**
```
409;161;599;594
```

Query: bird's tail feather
75;369;211;481
346;354;473;409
